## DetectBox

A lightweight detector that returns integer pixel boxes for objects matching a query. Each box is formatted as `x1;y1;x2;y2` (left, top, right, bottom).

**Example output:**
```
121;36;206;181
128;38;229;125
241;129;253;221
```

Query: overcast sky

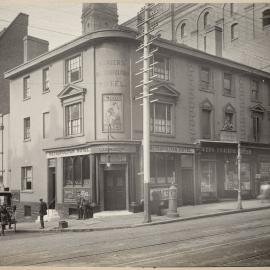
0;0;143;49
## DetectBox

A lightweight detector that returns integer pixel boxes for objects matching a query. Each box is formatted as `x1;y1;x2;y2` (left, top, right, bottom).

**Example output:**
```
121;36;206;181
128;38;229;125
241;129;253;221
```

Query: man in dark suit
39;198;47;229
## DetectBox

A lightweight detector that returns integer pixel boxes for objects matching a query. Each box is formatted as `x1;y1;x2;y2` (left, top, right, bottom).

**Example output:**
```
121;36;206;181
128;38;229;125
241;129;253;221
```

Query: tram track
20;221;270;266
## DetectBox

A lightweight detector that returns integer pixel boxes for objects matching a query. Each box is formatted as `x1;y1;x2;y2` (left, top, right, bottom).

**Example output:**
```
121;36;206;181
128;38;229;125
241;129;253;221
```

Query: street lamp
237;142;243;209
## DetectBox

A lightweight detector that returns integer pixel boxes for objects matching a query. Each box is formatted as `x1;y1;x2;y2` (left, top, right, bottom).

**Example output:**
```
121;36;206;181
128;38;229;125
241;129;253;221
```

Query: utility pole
237;141;243;209
135;4;159;223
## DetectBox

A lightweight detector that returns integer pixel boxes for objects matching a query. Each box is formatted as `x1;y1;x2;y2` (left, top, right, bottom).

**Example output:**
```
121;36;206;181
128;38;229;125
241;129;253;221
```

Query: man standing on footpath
39;198;47;229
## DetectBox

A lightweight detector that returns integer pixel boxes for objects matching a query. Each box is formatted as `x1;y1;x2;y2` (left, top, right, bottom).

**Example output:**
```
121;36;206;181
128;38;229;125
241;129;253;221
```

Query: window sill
42;89;50;94
24;138;31;142
151;133;175;138
65;78;83;85
23;97;31;101
21;190;33;194
55;133;84;140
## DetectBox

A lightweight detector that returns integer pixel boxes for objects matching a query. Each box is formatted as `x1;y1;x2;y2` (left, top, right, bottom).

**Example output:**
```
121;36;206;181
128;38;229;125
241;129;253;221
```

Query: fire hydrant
166;182;179;218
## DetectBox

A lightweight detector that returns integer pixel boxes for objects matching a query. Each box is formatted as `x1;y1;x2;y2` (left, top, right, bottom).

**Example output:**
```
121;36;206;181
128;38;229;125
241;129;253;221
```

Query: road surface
1;209;270;267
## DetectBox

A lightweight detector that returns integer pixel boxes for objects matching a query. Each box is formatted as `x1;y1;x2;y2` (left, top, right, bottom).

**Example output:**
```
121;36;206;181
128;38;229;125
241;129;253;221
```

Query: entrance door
104;169;126;210
48;168;56;209
182;169;194;205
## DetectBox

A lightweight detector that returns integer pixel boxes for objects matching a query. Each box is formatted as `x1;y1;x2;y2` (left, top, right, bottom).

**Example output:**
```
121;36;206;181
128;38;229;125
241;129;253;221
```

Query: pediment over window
250;103;265;114
57;84;86;101
200;98;213;111
151;83;180;98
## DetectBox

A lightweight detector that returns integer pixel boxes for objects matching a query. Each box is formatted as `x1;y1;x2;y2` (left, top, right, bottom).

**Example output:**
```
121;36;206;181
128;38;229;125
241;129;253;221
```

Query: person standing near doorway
39;198;47;229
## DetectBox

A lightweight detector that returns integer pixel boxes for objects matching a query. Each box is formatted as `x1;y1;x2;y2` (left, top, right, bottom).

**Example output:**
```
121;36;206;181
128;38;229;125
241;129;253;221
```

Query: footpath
14;199;270;233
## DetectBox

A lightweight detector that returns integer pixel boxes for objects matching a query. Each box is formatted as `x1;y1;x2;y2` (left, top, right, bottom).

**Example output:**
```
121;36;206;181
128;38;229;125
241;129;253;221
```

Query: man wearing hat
39;198;47;229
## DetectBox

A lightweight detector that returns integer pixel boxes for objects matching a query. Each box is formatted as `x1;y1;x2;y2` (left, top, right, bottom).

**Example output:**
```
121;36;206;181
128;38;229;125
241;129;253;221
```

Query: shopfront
198;142;253;202
150;144;195;206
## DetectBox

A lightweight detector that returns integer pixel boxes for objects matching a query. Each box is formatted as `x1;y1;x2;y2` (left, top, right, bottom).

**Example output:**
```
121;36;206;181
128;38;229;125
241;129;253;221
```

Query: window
253;113;262;142
203;36;207;51
42;68;49;92
150;102;172;135
200;66;210;89
231;23;238;40
24;206;31;216
65;54;82;83
251;80;259;101
200;99;213;139
22;166;32;191
63;155;90;186
262;9;270;28
23;76;30;99
230;3;235;16
223;73;233;96
150;153;175;184
200;160;217;195
43;112;50;139
65;103;82;136
180;23;186;39
152;55;170;81
24;117;30;140
204;12;209;29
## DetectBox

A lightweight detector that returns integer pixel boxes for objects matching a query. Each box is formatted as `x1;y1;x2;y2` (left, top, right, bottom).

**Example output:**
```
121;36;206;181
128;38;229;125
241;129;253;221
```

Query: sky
0;0;143;49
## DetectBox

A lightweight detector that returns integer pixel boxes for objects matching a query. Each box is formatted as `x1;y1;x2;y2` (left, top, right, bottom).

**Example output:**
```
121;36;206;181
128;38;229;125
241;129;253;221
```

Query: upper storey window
203;12;209;29
42;68;49;93
152;54;170;81
223;73;234;97
180;23;186;39
231;23;239;40
65;103;82;136
263;9;270;28
65;54;82;84
23;76;30;100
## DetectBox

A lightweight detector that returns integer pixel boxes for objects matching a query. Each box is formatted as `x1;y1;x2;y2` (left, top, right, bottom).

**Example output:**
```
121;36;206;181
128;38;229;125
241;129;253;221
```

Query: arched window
204;12;209;29
263;9;270;28
74;156;82;185
231;23;238;40
181;23;186;39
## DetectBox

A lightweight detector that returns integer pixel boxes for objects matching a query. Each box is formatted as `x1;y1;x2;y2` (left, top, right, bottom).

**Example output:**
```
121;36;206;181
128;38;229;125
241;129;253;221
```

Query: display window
200;160;217;194
224;159;238;190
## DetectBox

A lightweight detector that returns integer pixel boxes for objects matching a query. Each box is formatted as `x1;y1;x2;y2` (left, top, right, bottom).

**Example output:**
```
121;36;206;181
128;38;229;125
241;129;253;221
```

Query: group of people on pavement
0;204;13;236
77;197;94;220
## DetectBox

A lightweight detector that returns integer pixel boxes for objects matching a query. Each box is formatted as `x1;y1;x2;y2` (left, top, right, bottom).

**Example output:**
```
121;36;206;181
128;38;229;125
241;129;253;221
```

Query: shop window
21;166;32;191
223;103;236;131
150;102;172;135
262;9;270;28
65;54;82;83
24;205;31;216
150;153;175;184
63;155;90;186
24;117;30;140
152;54;170;81
224;159;238;190
251;80;259;101
23;76;30;100
223;73;233;96
240;162;251;191
200;160;217;194
42;67;49;93
231;23;238;40
65;102;82;136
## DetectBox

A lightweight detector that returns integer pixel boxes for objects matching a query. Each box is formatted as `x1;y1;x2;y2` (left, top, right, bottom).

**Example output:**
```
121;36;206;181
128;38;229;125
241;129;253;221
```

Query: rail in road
1;210;270;267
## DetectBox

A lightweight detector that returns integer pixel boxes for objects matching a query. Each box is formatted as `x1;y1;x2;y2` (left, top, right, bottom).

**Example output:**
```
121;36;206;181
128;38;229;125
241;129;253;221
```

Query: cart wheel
14;222;16;232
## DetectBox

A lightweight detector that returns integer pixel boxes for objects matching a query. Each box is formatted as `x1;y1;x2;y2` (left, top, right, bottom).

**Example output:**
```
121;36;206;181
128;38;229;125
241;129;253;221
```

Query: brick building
123;3;270;72
3;4;270;220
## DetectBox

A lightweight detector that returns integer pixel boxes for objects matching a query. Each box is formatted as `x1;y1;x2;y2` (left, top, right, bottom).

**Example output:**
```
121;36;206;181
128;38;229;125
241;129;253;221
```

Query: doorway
182;169;194;205
48;167;56;209
104;169;126;210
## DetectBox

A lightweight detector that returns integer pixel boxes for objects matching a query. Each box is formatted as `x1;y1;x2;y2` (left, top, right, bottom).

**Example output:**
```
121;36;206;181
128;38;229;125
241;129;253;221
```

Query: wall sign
103;94;123;132
63;187;92;204
151;145;195;154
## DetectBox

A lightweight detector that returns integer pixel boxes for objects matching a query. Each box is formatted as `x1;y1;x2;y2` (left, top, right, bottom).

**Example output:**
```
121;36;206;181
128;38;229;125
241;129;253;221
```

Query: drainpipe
0;114;4;187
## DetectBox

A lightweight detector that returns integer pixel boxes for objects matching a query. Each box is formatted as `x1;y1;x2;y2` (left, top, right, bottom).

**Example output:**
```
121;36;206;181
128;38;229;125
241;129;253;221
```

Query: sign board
63;187;91;204
220;130;238;142
151;145;194;154
150;187;170;200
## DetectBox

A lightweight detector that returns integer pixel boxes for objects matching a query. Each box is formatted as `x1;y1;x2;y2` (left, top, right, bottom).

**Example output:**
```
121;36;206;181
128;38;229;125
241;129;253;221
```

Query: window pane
65;103;81;136
202;109;211;138
66;55;81;83
154;55;169;80
74;157;82;185
23;77;30;99
200;161;216;193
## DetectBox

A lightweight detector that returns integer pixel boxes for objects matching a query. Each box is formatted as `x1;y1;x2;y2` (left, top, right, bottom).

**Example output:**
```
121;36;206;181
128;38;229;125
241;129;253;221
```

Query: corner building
4;4;270;219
